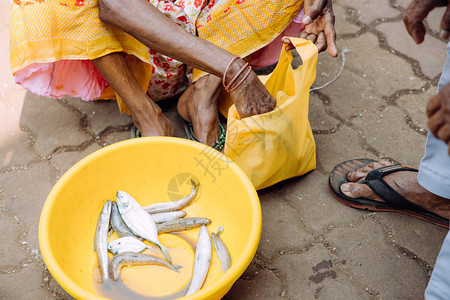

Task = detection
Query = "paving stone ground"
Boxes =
[1,0,449,299]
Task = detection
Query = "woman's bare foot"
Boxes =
[177,74,221,147]
[132,96,173,137]
[341,160,450,219]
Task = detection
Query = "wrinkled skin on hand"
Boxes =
[230,71,276,118]
[299,0,337,57]
[427,83,450,154]
[402,0,450,44]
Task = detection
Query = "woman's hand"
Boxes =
[230,71,276,118]
[300,0,337,57]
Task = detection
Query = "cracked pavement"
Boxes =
[1,0,449,299]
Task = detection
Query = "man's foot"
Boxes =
[341,160,450,219]
[177,74,221,147]
[132,96,173,137]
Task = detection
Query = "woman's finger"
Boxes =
[315,31,327,52]
[303,0,328,25]
[281,36,295,51]
[324,14,337,57]
[300,31,308,39]
[306,33,318,43]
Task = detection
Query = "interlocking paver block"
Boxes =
[396,86,438,132]
[427,7,447,34]
[223,269,282,300]
[274,244,368,299]
[0,212,27,266]
[327,218,429,299]
[314,126,378,174]
[19,93,90,156]
[274,170,365,232]
[351,105,426,166]
[377,21,447,79]
[51,144,103,176]
[0,262,49,299]
[377,213,447,265]
[334,3,361,36]
[0,78,36,168]
[336,0,399,24]
[62,97,133,135]
[323,33,427,107]
[395,0,410,8]
[0,163,54,251]
[309,93,341,132]
[258,191,314,258]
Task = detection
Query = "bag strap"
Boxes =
[281,37,318,90]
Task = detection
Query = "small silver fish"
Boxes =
[110,201,135,237]
[211,226,231,273]
[144,181,198,214]
[151,211,187,224]
[156,217,211,234]
[94,200,112,283]
[185,225,212,296]
[108,252,182,282]
[108,236,152,255]
[116,191,172,264]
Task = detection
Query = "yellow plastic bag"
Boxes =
[223,38,318,190]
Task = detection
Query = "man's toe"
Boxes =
[341,182,376,200]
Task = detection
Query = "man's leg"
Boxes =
[425,231,450,300]
[334,42,450,298]
[417,42,450,198]
[91,52,173,137]
[337,44,450,216]
[420,43,450,300]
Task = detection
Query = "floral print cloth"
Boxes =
[10,0,303,112]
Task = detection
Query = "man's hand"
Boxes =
[299,0,337,57]
[427,83,450,154]
[402,0,450,44]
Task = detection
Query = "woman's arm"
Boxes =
[98,0,243,84]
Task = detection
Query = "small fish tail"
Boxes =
[158,244,172,264]
[217,225,224,236]
[172,264,183,272]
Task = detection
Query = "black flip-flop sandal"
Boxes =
[183,120,226,151]
[329,158,449,229]
[131,125,142,139]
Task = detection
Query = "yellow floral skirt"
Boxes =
[10,0,304,113]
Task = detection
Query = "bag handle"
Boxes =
[281,37,318,90]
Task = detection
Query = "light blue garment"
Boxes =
[425,232,450,300]
[422,42,450,300]
[418,43,450,198]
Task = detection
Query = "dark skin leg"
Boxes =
[340,161,450,219]
[177,74,222,146]
[91,52,173,137]
[98,0,276,120]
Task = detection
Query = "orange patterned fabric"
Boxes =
[10,0,303,113]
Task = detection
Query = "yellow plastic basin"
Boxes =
[39,137,261,299]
